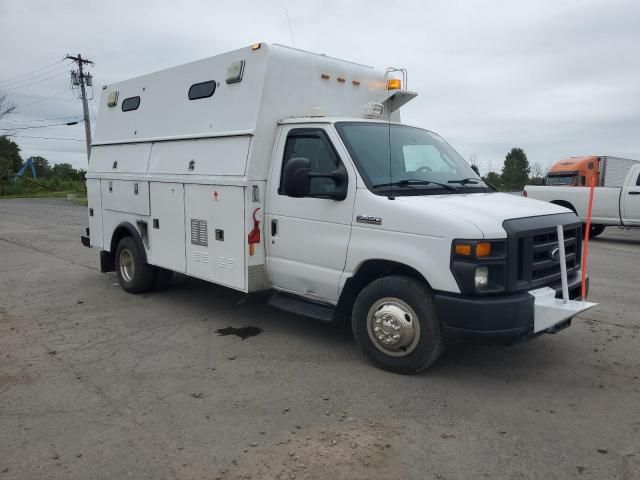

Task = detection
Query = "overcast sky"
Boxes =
[1,0,639,173]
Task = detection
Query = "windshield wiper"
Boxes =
[372,179,457,191]
[447,177,481,185]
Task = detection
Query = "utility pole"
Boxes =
[66,54,94,161]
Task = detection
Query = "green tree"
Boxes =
[0,135,22,179]
[30,156,52,178]
[500,147,530,191]
[483,171,502,190]
[51,162,80,179]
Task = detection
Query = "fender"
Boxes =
[109,221,149,263]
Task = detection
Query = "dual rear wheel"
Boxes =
[115,237,172,293]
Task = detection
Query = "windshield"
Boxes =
[546,174,576,186]
[335,122,488,195]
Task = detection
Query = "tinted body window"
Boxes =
[188,81,216,100]
[281,129,342,196]
[121,96,140,112]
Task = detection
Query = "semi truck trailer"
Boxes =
[81,43,595,373]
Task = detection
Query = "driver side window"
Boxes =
[280,129,342,196]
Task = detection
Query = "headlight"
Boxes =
[451,239,507,294]
[475,266,489,288]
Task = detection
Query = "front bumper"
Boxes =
[434,273,593,337]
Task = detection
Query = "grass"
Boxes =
[0,178,87,202]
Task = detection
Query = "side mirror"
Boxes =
[282,157,312,197]
[281,157,348,200]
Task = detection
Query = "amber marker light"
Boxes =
[475,242,492,257]
[455,244,472,256]
[387,78,402,90]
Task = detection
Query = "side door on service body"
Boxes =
[266,125,356,303]
[621,164,640,225]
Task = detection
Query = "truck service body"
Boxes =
[526,157,640,237]
[83,44,595,373]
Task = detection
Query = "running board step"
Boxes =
[268,293,335,322]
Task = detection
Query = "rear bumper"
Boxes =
[434,273,588,337]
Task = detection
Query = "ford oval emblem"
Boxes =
[551,247,561,261]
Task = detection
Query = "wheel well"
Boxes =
[334,260,430,322]
[109,223,148,263]
[110,225,134,254]
[551,200,577,215]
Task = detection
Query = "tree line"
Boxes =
[0,136,87,197]
[0,136,85,182]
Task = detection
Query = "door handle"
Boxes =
[271,219,278,236]
[628,191,640,195]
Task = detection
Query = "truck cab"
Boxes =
[82,43,596,373]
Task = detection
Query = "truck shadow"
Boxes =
[151,275,570,378]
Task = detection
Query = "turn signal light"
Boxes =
[476,242,492,257]
[455,244,472,256]
[387,78,402,90]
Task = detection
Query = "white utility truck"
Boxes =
[525,159,640,237]
[82,43,595,373]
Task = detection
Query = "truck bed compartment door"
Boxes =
[147,183,186,273]
[184,184,245,290]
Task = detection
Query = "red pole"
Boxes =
[581,176,596,299]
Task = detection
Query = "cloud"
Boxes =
[1,0,638,173]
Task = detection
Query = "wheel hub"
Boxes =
[367,299,421,357]
[119,248,135,282]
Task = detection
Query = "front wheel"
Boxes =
[352,275,444,374]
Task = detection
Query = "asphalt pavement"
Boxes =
[1,198,639,479]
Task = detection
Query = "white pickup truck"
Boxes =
[525,163,640,236]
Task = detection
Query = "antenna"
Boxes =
[284,7,295,47]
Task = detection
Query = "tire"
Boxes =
[351,275,444,374]
[153,267,174,290]
[115,236,155,293]
[586,224,605,238]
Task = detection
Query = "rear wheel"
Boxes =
[352,275,444,374]
[115,236,154,293]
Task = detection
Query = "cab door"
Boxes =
[621,164,640,225]
[266,125,356,303]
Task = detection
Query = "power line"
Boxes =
[0,59,65,85]
[0,115,82,124]
[6,134,85,142]
[17,88,72,108]
[0,120,83,131]
[3,70,68,91]
[0,63,69,89]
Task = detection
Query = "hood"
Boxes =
[393,192,572,238]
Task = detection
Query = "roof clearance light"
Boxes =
[107,91,119,107]
[226,60,245,84]
[363,102,384,119]
[387,78,402,90]
[251,43,261,50]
